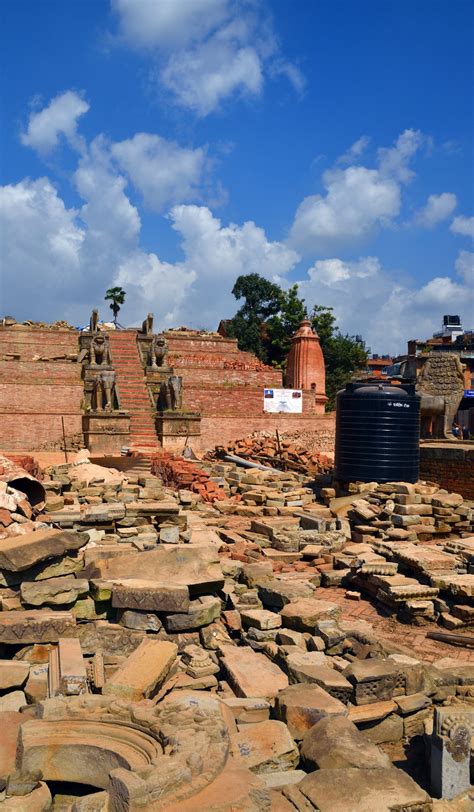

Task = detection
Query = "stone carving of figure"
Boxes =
[89,308,99,333]
[90,334,112,366]
[416,353,465,439]
[141,312,154,335]
[168,375,183,410]
[83,377,98,412]
[157,375,183,411]
[99,369,117,412]
[149,335,168,368]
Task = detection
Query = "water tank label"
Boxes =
[387,401,410,408]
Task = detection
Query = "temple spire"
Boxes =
[285,319,326,402]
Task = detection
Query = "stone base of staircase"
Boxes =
[155,410,201,451]
[82,412,131,454]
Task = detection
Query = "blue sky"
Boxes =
[1,0,473,353]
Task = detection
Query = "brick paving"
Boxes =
[322,586,474,663]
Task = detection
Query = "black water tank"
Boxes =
[334,382,420,483]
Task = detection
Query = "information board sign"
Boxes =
[263,388,303,413]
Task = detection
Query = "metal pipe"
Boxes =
[222,454,282,474]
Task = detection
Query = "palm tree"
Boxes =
[105,286,126,326]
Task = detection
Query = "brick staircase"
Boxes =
[108,331,159,449]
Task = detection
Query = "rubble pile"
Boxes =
[211,431,334,474]
[151,452,231,502]
[0,450,472,809]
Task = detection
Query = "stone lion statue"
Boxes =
[149,335,168,368]
[416,353,465,439]
[90,334,112,366]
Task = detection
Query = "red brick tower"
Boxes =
[285,319,327,412]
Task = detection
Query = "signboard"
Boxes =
[263,388,302,413]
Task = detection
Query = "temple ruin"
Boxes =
[0,314,472,811]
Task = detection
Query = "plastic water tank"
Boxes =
[334,381,420,483]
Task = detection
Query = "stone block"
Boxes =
[276,683,348,740]
[258,579,313,610]
[48,637,88,697]
[221,697,270,725]
[298,767,431,811]
[301,716,391,771]
[21,576,89,607]
[280,598,341,633]
[164,595,221,631]
[241,609,282,630]
[111,580,190,613]
[0,610,76,644]
[0,529,89,572]
[219,645,288,700]
[117,609,162,632]
[103,639,178,700]
[0,660,29,691]
[231,720,299,774]
[359,713,404,744]
[344,659,398,705]
[84,544,224,597]
[0,691,27,712]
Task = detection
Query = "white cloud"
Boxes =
[111,0,302,115]
[298,250,473,354]
[377,128,423,182]
[115,204,300,327]
[112,0,230,49]
[290,166,400,252]
[290,129,423,253]
[450,215,474,238]
[0,177,84,313]
[160,24,263,116]
[455,250,474,286]
[415,192,457,228]
[308,256,380,286]
[21,91,89,154]
[111,133,208,212]
[337,135,371,165]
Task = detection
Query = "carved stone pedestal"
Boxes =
[82,412,131,454]
[431,705,474,800]
[155,411,201,450]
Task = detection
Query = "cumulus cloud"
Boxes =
[450,215,474,238]
[111,133,208,212]
[20,91,89,154]
[298,249,474,354]
[116,204,300,326]
[112,0,230,49]
[160,32,263,116]
[290,166,400,252]
[111,0,302,115]
[289,129,423,254]
[0,177,84,314]
[415,192,457,228]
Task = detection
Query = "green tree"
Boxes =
[310,305,368,410]
[105,286,126,326]
[226,274,285,363]
[266,284,307,368]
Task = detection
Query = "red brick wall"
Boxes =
[0,327,333,452]
[0,328,83,451]
[419,444,474,499]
